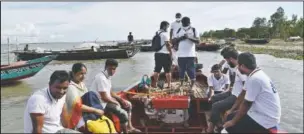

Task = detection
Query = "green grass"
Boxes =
[236,45,303,60]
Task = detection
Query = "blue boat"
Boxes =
[1,55,57,84]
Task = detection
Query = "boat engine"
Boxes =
[143,95,190,125]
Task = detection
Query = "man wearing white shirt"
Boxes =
[207,64,230,100]
[173,16,200,90]
[24,70,80,133]
[170,13,182,67]
[223,52,281,133]
[170,13,182,41]
[152,21,173,88]
[90,59,140,133]
[207,49,246,133]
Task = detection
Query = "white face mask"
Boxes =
[176,18,181,22]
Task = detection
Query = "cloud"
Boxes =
[1,2,303,43]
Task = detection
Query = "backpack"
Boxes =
[151,31,165,52]
[86,115,117,134]
[173,27,196,51]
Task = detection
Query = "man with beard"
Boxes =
[151,21,173,88]
[219,47,236,86]
[174,16,200,90]
[24,70,80,133]
[206,49,247,133]
[223,52,281,133]
[90,59,141,133]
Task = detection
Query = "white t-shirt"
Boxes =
[207,74,230,92]
[170,21,182,39]
[90,71,112,108]
[24,88,66,133]
[155,30,170,54]
[223,62,236,75]
[231,68,247,97]
[176,26,199,57]
[244,69,281,129]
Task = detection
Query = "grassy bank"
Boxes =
[235,43,303,60]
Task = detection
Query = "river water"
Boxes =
[1,43,303,133]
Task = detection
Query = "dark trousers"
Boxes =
[105,99,132,124]
[209,91,236,125]
[178,57,196,80]
[225,111,269,133]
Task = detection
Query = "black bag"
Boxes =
[173,27,196,51]
[151,31,165,52]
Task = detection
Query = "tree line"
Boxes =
[200,7,304,40]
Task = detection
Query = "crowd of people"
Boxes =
[23,12,281,134]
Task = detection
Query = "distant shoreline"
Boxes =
[233,39,303,60]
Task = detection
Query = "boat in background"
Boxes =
[244,38,270,44]
[12,43,140,61]
[1,55,57,84]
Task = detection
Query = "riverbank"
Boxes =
[234,39,303,60]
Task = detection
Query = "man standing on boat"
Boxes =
[173,16,200,90]
[24,70,80,133]
[170,13,182,67]
[223,52,281,133]
[151,21,173,88]
[90,59,141,133]
[206,49,247,133]
[128,32,134,44]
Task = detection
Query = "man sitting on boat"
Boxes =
[24,70,80,133]
[24,44,29,51]
[173,16,200,90]
[223,52,281,133]
[206,49,247,133]
[90,59,141,133]
[151,21,173,89]
[207,64,230,101]
[219,47,236,86]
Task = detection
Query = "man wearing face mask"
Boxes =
[170,13,182,41]
[90,59,141,133]
[173,16,200,91]
[206,49,247,133]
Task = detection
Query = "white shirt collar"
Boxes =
[102,70,111,79]
[47,88,58,103]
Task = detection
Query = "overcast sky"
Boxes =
[1,2,303,43]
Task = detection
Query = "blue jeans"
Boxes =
[178,57,196,80]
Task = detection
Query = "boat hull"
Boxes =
[13,48,140,61]
[1,55,56,84]
[196,44,222,51]
[244,39,270,44]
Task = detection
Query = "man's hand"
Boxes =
[184,34,189,39]
[208,97,212,102]
[94,109,105,116]
[223,120,235,128]
[121,99,131,108]
[224,109,233,121]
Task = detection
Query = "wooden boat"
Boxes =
[13,47,140,61]
[196,43,222,51]
[1,55,57,84]
[244,38,270,44]
[105,66,213,133]
[103,67,285,133]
